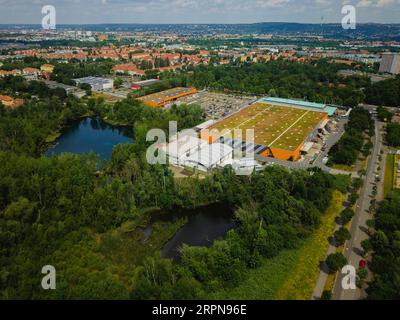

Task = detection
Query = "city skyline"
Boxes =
[1,0,400,25]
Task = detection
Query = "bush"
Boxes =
[321,290,332,300]
[349,193,359,206]
[356,268,368,288]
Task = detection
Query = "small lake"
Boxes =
[155,204,236,261]
[46,117,132,160]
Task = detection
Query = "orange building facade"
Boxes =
[200,111,328,162]
[139,87,197,108]
[200,130,305,161]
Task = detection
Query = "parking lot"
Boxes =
[178,90,257,120]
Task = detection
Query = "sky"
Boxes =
[0,0,400,24]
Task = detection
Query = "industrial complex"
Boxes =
[73,76,114,91]
[157,95,338,174]
[200,98,336,162]
[137,87,197,107]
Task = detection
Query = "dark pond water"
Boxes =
[46,117,132,160]
[155,204,236,261]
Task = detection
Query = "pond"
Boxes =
[46,117,132,161]
[153,204,236,261]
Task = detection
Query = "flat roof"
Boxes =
[137,87,195,105]
[206,102,326,152]
[195,120,215,131]
[184,143,233,169]
[259,97,337,116]
[167,135,207,158]
[133,79,160,86]
[73,76,113,85]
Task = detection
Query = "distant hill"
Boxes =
[1,22,400,40]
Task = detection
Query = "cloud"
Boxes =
[356,0,400,7]
[0,0,399,24]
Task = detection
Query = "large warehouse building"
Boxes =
[73,77,114,91]
[137,87,197,107]
[201,98,336,161]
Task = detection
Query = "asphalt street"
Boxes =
[332,120,383,300]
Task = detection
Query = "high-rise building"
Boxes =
[379,53,400,74]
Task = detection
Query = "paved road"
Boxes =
[332,120,383,300]
[312,196,349,300]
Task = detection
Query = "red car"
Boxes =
[359,260,367,269]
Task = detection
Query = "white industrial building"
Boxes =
[183,143,233,172]
[73,77,114,91]
[161,130,262,173]
[194,120,215,132]
[164,135,208,166]
[225,157,263,175]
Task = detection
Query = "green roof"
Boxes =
[259,97,337,116]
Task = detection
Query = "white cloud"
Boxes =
[0,0,399,24]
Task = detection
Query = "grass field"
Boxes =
[207,102,326,152]
[384,154,395,197]
[210,191,345,300]
[92,92,122,104]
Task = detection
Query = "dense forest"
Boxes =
[328,107,374,166]
[365,76,400,107]
[386,123,400,147]
[0,75,349,299]
[367,191,400,299]
[168,60,370,107]
[4,56,399,111]
[0,76,88,156]
[51,59,116,85]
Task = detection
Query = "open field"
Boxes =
[384,154,395,197]
[206,103,326,152]
[92,92,122,104]
[210,191,345,300]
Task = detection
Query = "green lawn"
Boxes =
[384,154,395,197]
[210,191,345,300]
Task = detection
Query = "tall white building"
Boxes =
[379,53,400,75]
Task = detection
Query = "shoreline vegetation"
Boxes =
[43,113,133,155]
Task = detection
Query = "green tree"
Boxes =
[326,253,348,273]
[334,227,351,246]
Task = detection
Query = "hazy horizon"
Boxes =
[1,0,400,25]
